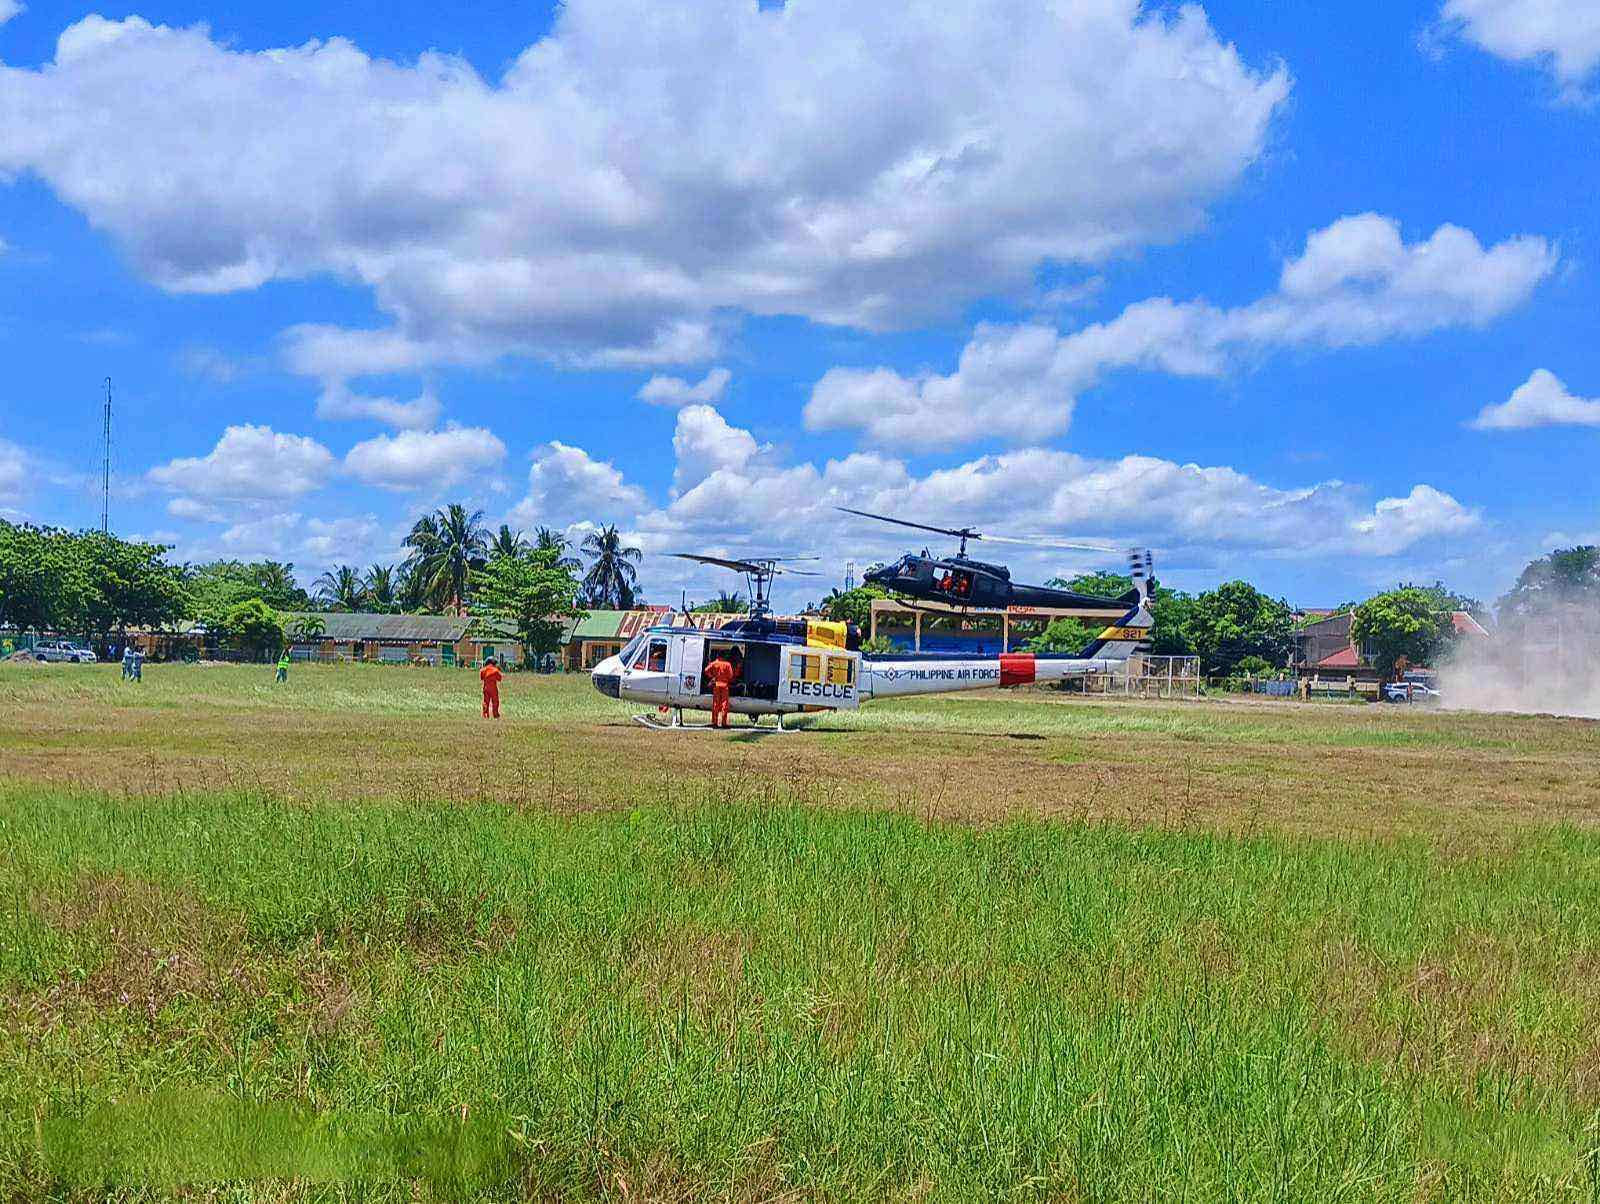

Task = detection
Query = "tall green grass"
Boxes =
[6,784,1600,1199]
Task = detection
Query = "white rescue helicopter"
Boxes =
[590,552,1155,730]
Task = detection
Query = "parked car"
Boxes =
[33,640,98,664]
[1384,679,1441,703]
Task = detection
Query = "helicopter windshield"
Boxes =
[618,634,646,667]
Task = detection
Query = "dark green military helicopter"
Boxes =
[837,507,1150,611]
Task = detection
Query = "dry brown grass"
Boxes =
[3,665,1597,845]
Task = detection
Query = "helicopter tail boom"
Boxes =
[861,592,1153,700]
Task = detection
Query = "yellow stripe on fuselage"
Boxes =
[1096,626,1147,642]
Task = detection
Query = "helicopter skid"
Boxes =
[631,708,796,732]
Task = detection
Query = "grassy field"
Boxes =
[4,662,1600,1199]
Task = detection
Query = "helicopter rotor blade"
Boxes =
[673,553,824,577]
[834,507,975,541]
[672,553,769,575]
[838,506,1117,554]
[978,533,1119,554]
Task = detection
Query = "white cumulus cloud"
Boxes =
[0,3,1288,381]
[148,424,336,500]
[808,214,1557,449]
[616,409,1484,579]
[1439,0,1600,94]
[0,2,24,28]
[1471,368,1600,430]
[637,367,732,408]
[316,382,442,430]
[165,496,227,523]
[211,511,385,567]
[672,404,768,493]
[506,441,648,533]
[343,425,505,491]
[1347,484,1481,555]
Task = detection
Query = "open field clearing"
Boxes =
[6,664,1600,1199]
[3,663,1599,840]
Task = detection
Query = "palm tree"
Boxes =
[397,517,438,612]
[403,503,489,614]
[491,524,528,560]
[579,524,642,609]
[314,565,365,611]
[363,564,399,613]
[534,526,583,572]
[287,613,326,644]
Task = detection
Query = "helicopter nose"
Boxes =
[590,654,624,699]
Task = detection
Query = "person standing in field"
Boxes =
[480,655,504,719]
[275,648,291,684]
[122,643,136,681]
[704,650,735,729]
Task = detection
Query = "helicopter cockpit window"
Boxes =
[646,639,669,672]
[619,635,646,667]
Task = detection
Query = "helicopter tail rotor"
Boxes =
[1128,549,1155,602]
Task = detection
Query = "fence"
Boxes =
[1046,656,1202,699]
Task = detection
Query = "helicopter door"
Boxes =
[778,646,860,711]
[667,633,705,703]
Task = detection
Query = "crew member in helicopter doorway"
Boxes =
[704,651,736,729]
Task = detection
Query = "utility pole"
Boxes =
[100,377,112,535]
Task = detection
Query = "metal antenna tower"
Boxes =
[100,377,112,534]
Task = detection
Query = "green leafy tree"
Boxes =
[186,560,308,619]
[1234,654,1275,678]
[1498,547,1600,626]
[1025,616,1097,654]
[248,561,309,610]
[579,525,641,609]
[0,522,80,633]
[1186,581,1293,675]
[1350,588,1454,681]
[1048,571,1136,598]
[470,548,584,668]
[1051,570,1194,656]
[188,563,261,633]
[219,598,285,660]
[859,635,899,655]
[1406,580,1486,622]
[821,584,889,628]
[403,504,489,613]
[314,565,365,611]
[63,531,188,643]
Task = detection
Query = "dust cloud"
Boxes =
[1439,604,1600,719]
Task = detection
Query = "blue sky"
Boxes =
[2,0,1597,609]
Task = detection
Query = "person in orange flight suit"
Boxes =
[479,655,504,719]
[704,650,736,729]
